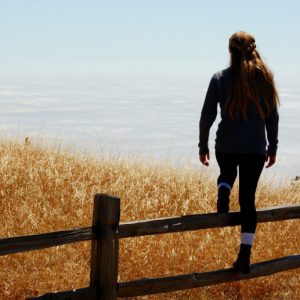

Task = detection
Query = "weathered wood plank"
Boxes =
[117,254,300,297]
[0,227,95,256]
[118,204,300,238]
[27,286,97,299]
[90,194,120,300]
[0,205,299,256]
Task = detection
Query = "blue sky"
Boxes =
[1,0,299,81]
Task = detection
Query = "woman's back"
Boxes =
[199,67,279,155]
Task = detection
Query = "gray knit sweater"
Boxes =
[198,67,279,156]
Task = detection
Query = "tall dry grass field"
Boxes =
[0,139,299,299]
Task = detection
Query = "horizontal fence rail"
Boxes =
[30,287,98,300]
[118,204,300,238]
[0,228,95,256]
[117,254,300,297]
[1,193,299,300]
[1,204,299,256]
[29,255,300,299]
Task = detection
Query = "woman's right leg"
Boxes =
[215,151,239,213]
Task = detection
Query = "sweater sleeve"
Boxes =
[265,105,279,156]
[198,74,219,155]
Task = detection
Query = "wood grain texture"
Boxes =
[0,205,298,256]
[90,194,120,300]
[0,227,94,256]
[117,255,300,297]
[118,204,300,238]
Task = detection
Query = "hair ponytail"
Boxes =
[225,31,280,121]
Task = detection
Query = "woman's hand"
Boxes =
[265,154,276,168]
[199,153,210,166]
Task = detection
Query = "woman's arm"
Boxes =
[265,104,279,168]
[198,74,219,160]
[265,105,279,156]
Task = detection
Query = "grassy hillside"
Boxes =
[0,139,299,299]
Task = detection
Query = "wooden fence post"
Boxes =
[90,194,120,300]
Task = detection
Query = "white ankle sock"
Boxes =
[241,232,255,245]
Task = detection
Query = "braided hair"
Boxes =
[225,31,280,121]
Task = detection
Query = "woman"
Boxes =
[198,31,279,274]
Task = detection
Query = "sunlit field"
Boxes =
[0,139,299,299]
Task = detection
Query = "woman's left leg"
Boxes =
[233,153,266,273]
[239,153,266,235]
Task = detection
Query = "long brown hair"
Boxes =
[225,31,280,121]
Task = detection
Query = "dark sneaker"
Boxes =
[232,244,251,274]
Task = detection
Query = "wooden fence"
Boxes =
[0,193,299,299]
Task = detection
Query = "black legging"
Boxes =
[215,151,266,233]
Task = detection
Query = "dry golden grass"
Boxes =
[0,139,299,299]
